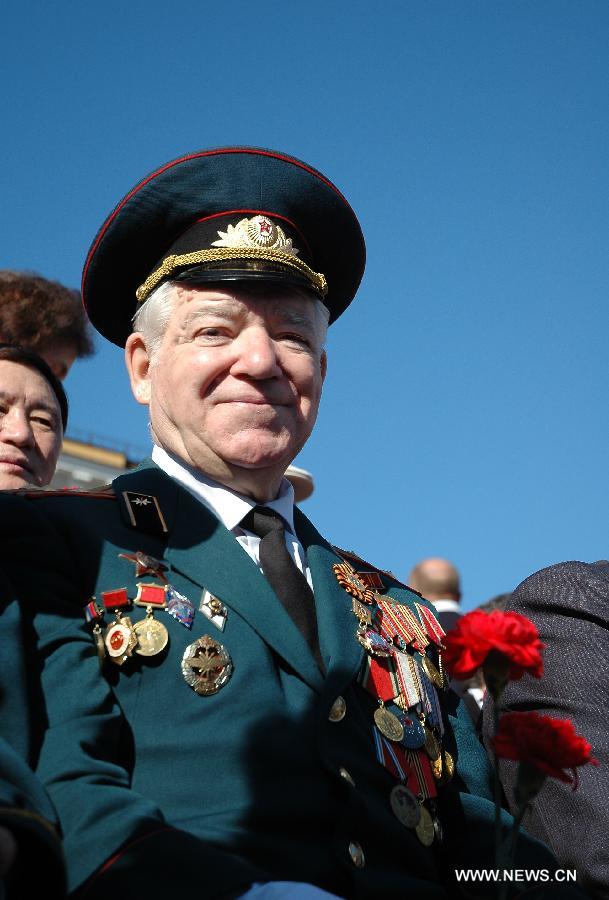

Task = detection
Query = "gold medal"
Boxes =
[182,634,232,695]
[421,655,444,689]
[133,584,170,656]
[415,804,435,846]
[352,598,372,625]
[373,705,404,743]
[441,750,455,784]
[424,727,441,761]
[390,784,421,828]
[134,615,169,656]
[431,755,443,780]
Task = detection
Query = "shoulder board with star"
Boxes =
[332,546,423,597]
[119,491,168,536]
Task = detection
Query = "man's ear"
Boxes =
[125,333,151,406]
[320,350,328,382]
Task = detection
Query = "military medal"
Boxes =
[440,750,455,784]
[430,755,443,780]
[333,561,376,604]
[415,804,435,846]
[424,727,441,761]
[182,634,232,695]
[374,703,404,743]
[166,585,196,629]
[357,627,391,657]
[376,598,429,653]
[133,615,169,656]
[101,588,137,665]
[360,654,400,702]
[418,670,444,735]
[84,599,106,665]
[133,583,169,657]
[104,617,137,663]
[421,654,444,690]
[199,590,228,631]
[393,650,423,708]
[415,602,446,647]
[352,598,372,626]
[398,712,426,750]
[390,784,421,828]
[118,550,169,582]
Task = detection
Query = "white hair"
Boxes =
[132,279,330,361]
[132,280,178,361]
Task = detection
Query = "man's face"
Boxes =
[127,286,327,495]
[0,360,63,489]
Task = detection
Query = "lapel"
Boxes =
[294,508,364,694]
[113,461,324,693]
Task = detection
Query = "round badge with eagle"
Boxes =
[182,634,232,695]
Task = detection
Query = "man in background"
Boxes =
[408,557,462,631]
[0,344,67,489]
[0,271,93,380]
[0,343,69,897]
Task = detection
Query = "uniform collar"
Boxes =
[151,444,297,535]
[431,598,461,614]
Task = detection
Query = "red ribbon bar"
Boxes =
[389,741,421,796]
[416,602,445,646]
[101,588,130,610]
[360,655,399,702]
[135,583,167,607]
[407,749,438,799]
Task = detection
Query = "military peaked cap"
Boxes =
[82,147,366,346]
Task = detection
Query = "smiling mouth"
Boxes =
[0,458,33,474]
[220,398,289,407]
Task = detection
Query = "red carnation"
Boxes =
[443,610,544,687]
[494,711,598,789]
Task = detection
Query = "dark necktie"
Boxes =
[242,506,324,671]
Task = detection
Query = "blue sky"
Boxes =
[2,1,608,609]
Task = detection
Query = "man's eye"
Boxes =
[196,327,228,339]
[279,333,311,347]
[31,416,53,430]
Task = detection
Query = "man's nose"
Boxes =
[230,329,282,379]
[1,409,34,447]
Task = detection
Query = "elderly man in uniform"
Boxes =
[0,148,584,900]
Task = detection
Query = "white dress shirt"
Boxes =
[431,598,461,616]
[151,445,313,588]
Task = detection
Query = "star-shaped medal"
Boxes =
[118,550,169,582]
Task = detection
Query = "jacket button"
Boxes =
[348,840,365,868]
[339,766,355,787]
[328,696,346,722]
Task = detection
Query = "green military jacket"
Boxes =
[0,462,575,899]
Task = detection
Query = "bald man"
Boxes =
[408,558,461,632]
